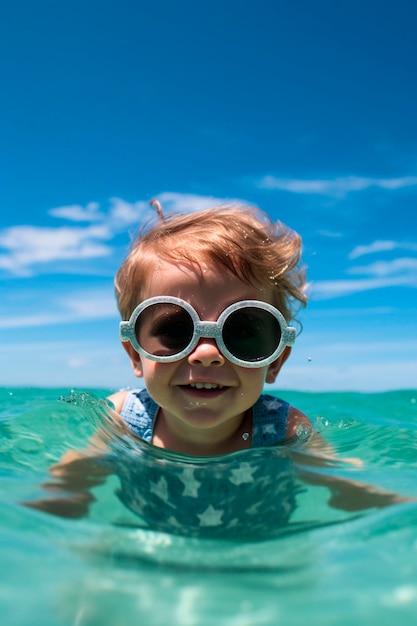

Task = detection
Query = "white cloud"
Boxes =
[311,274,417,300]
[349,240,417,259]
[0,193,236,277]
[278,360,417,392]
[156,191,240,212]
[49,201,104,222]
[0,224,113,276]
[311,234,417,299]
[0,339,132,389]
[258,175,417,197]
[107,197,150,227]
[316,229,344,239]
[63,291,119,320]
[0,290,118,329]
[0,312,69,329]
[277,335,417,391]
[50,198,152,229]
[67,356,88,368]
[104,194,239,229]
[302,338,417,357]
[348,258,417,278]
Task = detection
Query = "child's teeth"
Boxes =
[190,383,223,389]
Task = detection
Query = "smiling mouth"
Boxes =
[179,383,227,395]
[189,383,225,390]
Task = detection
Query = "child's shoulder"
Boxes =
[107,388,152,414]
[107,390,130,413]
[286,406,312,439]
[255,392,312,440]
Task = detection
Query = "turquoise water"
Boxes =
[1,387,417,625]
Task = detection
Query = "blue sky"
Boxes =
[1,0,416,391]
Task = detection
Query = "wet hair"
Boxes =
[115,202,308,322]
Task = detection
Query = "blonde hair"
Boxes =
[115,203,308,322]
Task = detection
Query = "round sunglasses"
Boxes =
[119,296,296,368]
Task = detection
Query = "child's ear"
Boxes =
[265,346,292,384]
[121,341,143,378]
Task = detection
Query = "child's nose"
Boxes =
[188,339,225,367]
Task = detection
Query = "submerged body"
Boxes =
[106,388,300,538]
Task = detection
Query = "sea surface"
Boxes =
[1,387,417,625]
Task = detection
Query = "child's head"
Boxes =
[115,202,308,452]
[115,202,307,322]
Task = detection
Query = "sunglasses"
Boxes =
[120,296,296,368]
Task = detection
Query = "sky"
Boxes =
[0,0,416,392]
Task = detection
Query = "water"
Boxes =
[1,387,417,625]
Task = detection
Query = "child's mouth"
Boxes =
[180,383,227,397]
[189,383,224,390]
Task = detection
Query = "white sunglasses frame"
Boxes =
[120,296,296,368]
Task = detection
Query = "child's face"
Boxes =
[122,260,290,449]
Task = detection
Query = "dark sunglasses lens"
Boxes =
[223,308,281,362]
[135,303,194,356]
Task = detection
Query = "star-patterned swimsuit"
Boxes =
[108,389,301,539]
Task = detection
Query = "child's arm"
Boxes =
[24,450,112,518]
[295,464,410,511]
[286,407,354,461]
[286,406,411,511]
[23,406,128,519]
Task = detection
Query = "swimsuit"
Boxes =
[109,389,301,539]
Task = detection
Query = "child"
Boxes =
[108,200,311,456]
[25,202,408,536]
